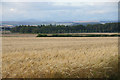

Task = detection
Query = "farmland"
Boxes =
[2,36,118,78]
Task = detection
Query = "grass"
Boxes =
[2,37,118,78]
[36,33,119,37]
[1,33,118,37]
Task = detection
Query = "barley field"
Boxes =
[2,37,118,78]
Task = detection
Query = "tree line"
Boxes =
[10,23,119,33]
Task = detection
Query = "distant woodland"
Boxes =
[5,23,119,33]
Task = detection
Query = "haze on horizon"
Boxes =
[1,2,118,22]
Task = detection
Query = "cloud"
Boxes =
[89,10,107,14]
[0,3,2,21]
[1,2,118,21]
[52,2,100,7]
[1,0,119,2]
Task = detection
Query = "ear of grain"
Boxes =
[2,37,118,78]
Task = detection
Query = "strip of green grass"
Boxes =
[37,34,120,37]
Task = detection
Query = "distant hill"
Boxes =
[1,20,118,27]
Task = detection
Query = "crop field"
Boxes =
[2,37,118,78]
[1,33,118,37]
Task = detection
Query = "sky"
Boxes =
[1,0,119,22]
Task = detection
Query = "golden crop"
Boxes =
[2,37,118,78]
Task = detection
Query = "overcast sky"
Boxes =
[1,0,119,22]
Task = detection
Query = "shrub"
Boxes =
[36,34,47,37]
